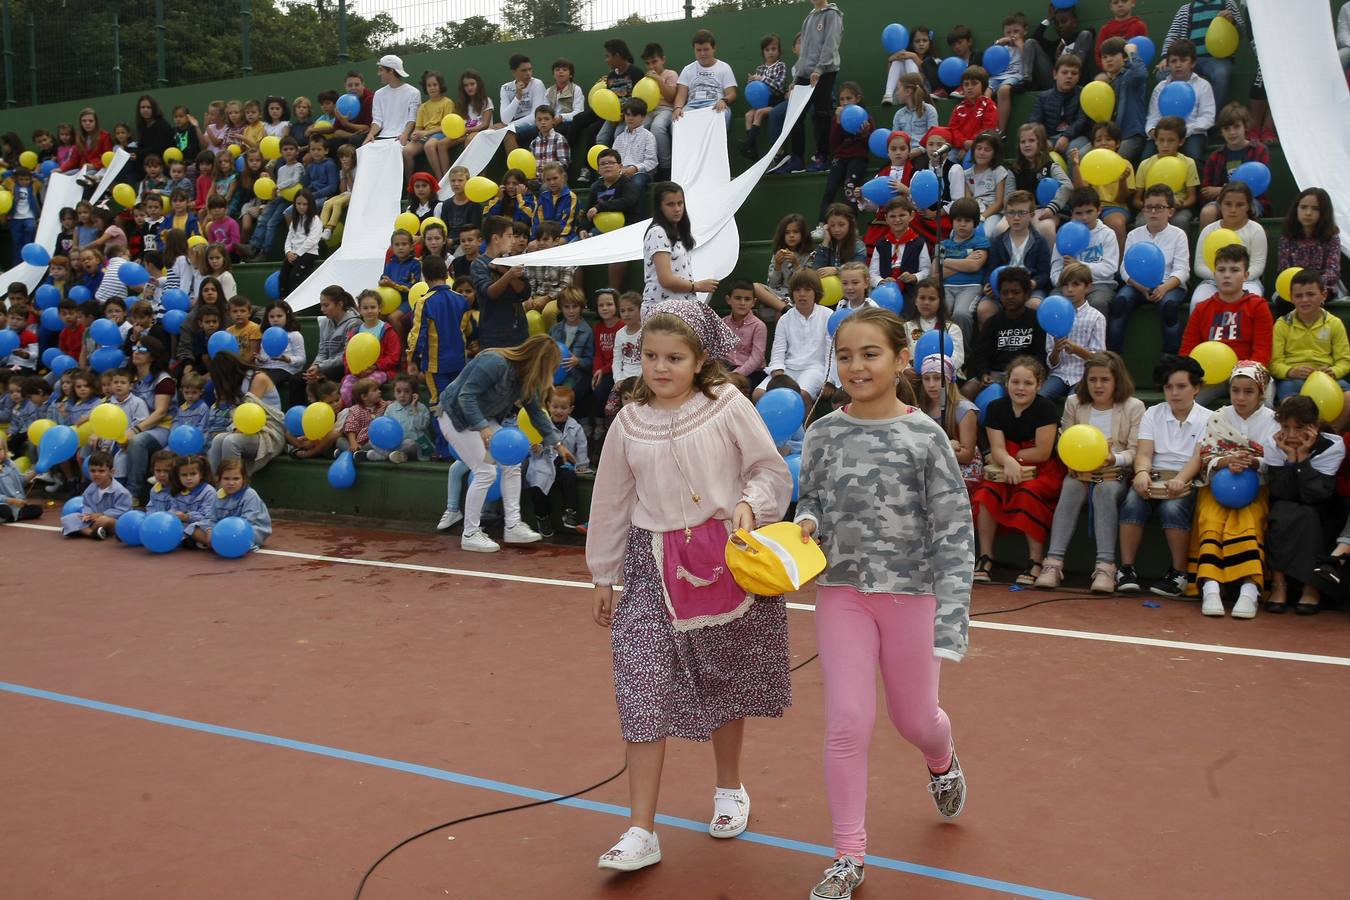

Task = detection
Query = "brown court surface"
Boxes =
[3,519,1350,899]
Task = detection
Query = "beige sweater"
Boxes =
[1059,395,1146,470]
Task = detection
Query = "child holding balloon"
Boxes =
[815,81,872,223]
[61,451,132,539]
[341,290,403,407]
[341,378,388,459]
[1112,184,1191,353]
[1144,39,1215,167]
[169,453,215,533]
[1190,182,1267,308]
[0,439,41,522]
[256,301,307,408]
[190,459,272,551]
[1197,104,1270,227]
[1180,244,1273,403]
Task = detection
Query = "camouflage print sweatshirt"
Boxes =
[794,407,975,661]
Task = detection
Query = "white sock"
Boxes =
[714,784,748,820]
[1239,582,1260,602]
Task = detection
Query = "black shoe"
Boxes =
[353,450,368,462]
[1295,600,1321,616]
[562,508,584,532]
[1149,568,1187,598]
[93,526,108,541]
[1115,565,1141,593]
[536,516,555,538]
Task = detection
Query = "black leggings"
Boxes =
[280,253,319,298]
[819,157,869,221]
[529,459,580,516]
[789,71,837,162]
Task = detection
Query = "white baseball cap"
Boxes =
[378,54,409,78]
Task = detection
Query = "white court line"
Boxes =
[9,522,1350,667]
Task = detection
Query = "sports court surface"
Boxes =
[4,518,1348,899]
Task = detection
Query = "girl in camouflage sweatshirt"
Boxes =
[795,308,974,900]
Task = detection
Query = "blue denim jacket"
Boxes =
[439,351,559,447]
[1111,53,1149,141]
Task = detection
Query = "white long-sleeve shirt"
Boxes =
[1145,72,1216,139]
[611,125,658,175]
[867,238,932,287]
[767,304,831,375]
[371,83,422,138]
[1193,219,1268,283]
[499,77,548,125]
[284,214,323,256]
[1050,220,1120,285]
[1120,223,1191,289]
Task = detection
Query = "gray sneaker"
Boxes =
[927,748,967,819]
[810,856,865,899]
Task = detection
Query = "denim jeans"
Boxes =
[9,218,37,256]
[1276,377,1350,400]
[251,200,290,255]
[1120,488,1196,530]
[1047,477,1127,563]
[1109,284,1187,354]
[125,428,169,502]
[1194,57,1233,112]
[1040,375,1073,402]
[644,107,673,170]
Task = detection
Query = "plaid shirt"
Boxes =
[1046,302,1106,387]
[525,264,577,299]
[531,129,570,170]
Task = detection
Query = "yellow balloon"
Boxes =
[465,176,498,204]
[162,147,183,163]
[506,147,538,179]
[594,211,625,233]
[517,407,543,444]
[311,119,334,134]
[280,183,302,202]
[28,418,57,447]
[302,401,336,441]
[112,183,136,208]
[1058,424,1110,472]
[632,76,662,110]
[101,151,114,168]
[253,176,276,201]
[13,456,31,474]
[187,234,208,249]
[820,275,843,307]
[160,195,171,213]
[1079,148,1125,186]
[228,143,242,158]
[18,150,38,169]
[1301,371,1345,423]
[408,281,430,309]
[1206,15,1240,59]
[259,135,281,160]
[377,286,401,316]
[1145,156,1187,193]
[1189,340,1238,386]
[592,87,622,122]
[442,113,466,139]
[233,402,266,435]
[540,300,559,332]
[1202,227,1243,271]
[90,404,128,442]
[394,211,421,235]
[1080,81,1116,123]
[76,420,96,447]
[1276,266,1303,301]
[345,331,380,374]
[421,216,446,236]
[526,309,545,336]
[587,144,608,171]
[0,190,13,215]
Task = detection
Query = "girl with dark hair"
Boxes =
[279,189,322,297]
[133,95,174,176]
[262,96,291,139]
[305,285,361,382]
[206,350,286,475]
[754,212,814,312]
[453,70,495,149]
[122,334,179,503]
[642,182,717,315]
[1279,188,1343,299]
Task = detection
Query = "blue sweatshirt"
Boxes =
[407,284,470,377]
[172,481,217,530]
[304,158,340,204]
[62,479,133,535]
[208,485,272,547]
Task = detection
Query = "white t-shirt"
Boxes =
[371,83,423,137]
[612,326,644,382]
[1138,401,1212,471]
[641,226,697,315]
[677,59,737,109]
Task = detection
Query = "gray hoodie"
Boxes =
[794,3,844,78]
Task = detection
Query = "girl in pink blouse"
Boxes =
[587,299,793,873]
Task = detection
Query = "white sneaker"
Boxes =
[320,227,332,241]
[502,522,542,544]
[709,785,750,838]
[436,509,462,531]
[1232,585,1259,619]
[598,826,661,871]
[1201,585,1225,617]
[460,530,500,553]
[388,450,407,464]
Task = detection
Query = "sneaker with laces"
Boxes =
[320,227,333,241]
[536,515,555,538]
[1115,565,1141,593]
[1090,563,1117,595]
[597,826,661,872]
[461,530,500,553]
[927,749,966,819]
[768,154,803,176]
[1150,568,1187,598]
[803,155,829,173]
[562,508,585,532]
[502,522,542,544]
[436,508,463,531]
[388,450,407,464]
[810,856,865,899]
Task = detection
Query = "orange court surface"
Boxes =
[3,517,1349,899]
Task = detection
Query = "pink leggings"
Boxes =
[816,585,953,860]
[340,371,388,407]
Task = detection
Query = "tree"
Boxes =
[615,13,647,27]
[432,16,504,50]
[502,0,587,38]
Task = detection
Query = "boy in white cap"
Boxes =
[366,54,423,178]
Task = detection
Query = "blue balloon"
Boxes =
[872,281,904,315]
[975,383,1007,424]
[488,426,530,465]
[744,80,771,109]
[235,155,246,173]
[1037,294,1077,338]
[988,265,1008,299]
[50,354,77,376]
[21,243,50,266]
[36,424,78,472]
[0,330,18,357]
[860,177,896,208]
[285,405,307,438]
[336,93,361,119]
[162,309,188,335]
[938,56,967,89]
[208,330,239,358]
[785,453,802,502]
[882,23,910,54]
[1036,176,1061,207]
[469,467,503,503]
[41,347,60,368]
[867,127,893,159]
[261,326,289,358]
[62,496,84,516]
[140,511,183,553]
[40,306,63,332]
[756,388,806,446]
[553,339,572,385]
[839,104,868,135]
[1123,242,1166,290]
[161,288,191,312]
[35,283,61,309]
[1131,36,1156,67]
[115,509,146,546]
[1052,0,1077,7]
[1158,81,1196,119]
[827,305,854,337]
[264,271,281,300]
[915,329,955,365]
[68,285,91,303]
[39,159,57,177]
[90,347,126,373]
[1211,467,1260,510]
[328,451,357,489]
[210,516,254,558]
[910,170,940,209]
[89,317,122,348]
[117,261,149,287]
[1229,161,1271,197]
[982,44,1011,77]
[168,424,205,455]
[1056,220,1091,258]
[368,416,405,452]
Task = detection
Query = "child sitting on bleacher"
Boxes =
[816,82,873,224]
[174,372,211,433]
[1135,116,1199,230]
[963,267,1047,400]
[1028,53,1090,158]
[343,378,388,460]
[891,74,938,147]
[884,27,940,103]
[759,269,831,404]
[867,196,930,294]
[1096,37,1150,164]
[533,162,579,243]
[1191,182,1266,308]
[1198,103,1270,227]
[0,439,40,522]
[380,229,422,330]
[1072,122,1135,252]
[754,213,813,313]
[987,13,1032,136]
[1145,38,1215,167]
[1042,263,1108,402]
[289,381,343,460]
[405,172,441,224]
[342,289,403,408]
[550,287,594,407]
[907,277,965,374]
[947,66,998,156]
[809,204,866,279]
[1181,243,1273,401]
[369,375,432,464]
[62,452,132,539]
[189,458,271,551]
[739,34,787,161]
[483,168,537,227]
[941,197,991,342]
[965,131,1008,238]
[1050,188,1121,316]
[1112,185,1191,354]
[526,385,590,537]
[1270,269,1350,401]
[1280,189,1343,300]
[1009,123,1070,245]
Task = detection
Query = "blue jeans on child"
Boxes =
[1040,375,1074,402]
[1276,377,1350,400]
[251,200,291,256]
[1119,489,1197,532]
[1194,57,1233,112]
[9,217,37,254]
[1109,285,1187,354]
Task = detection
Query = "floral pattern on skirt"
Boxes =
[612,526,792,743]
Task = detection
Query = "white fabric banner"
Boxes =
[288,140,405,312]
[436,122,517,199]
[0,171,84,291]
[1249,0,1350,256]
[89,147,132,206]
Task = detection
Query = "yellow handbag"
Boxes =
[725,521,828,596]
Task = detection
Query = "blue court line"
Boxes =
[1,680,1085,899]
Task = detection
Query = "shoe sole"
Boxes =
[1230,605,1258,620]
[1149,586,1184,598]
[1201,603,1226,617]
[503,535,542,544]
[810,869,864,899]
[461,542,500,553]
[708,818,749,839]
[598,849,662,871]
[1116,583,1141,593]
